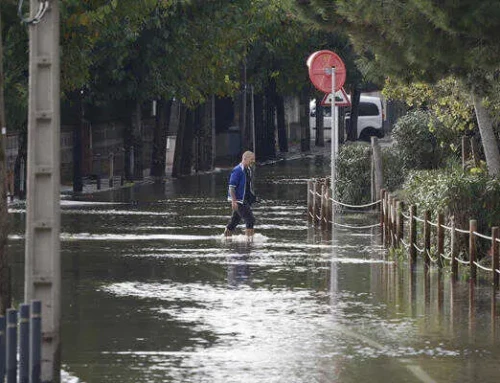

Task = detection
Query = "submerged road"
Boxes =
[8,154,500,383]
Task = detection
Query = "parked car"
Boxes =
[310,95,384,141]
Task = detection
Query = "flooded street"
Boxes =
[7,154,500,383]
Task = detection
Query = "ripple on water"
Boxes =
[100,280,461,369]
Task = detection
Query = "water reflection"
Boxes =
[379,258,500,348]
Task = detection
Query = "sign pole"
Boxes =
[307,50,346,231]
[331,67,336,223]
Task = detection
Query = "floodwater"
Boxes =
[7,154,500,383]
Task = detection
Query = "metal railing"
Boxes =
[0,301,42,383]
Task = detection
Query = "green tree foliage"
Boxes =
[2,0,28,132]
[383,77,475,136]
[293,1,500,169]
[294,0,500,85]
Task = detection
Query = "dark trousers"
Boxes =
[227,203,255,230]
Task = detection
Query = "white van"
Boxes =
[310,95,384,141]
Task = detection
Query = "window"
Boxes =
[358,102,379,116]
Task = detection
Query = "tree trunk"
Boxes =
[193,105,202,173]
[172,105,195,178]
[276,94,288,152]
[348,89,361,141]
[239,63,252,150]
[197,102,214,172]
[472,92,500,177]
[211,96,216,169]
[150,99,172,178]
[338,107,346,145]
[264,81,276,159]
[133,101,143,180]
[315,96,324,147]
[254,93,264,161]
[299,87,310,152]
[123,102,134,181]
[0,11,11,313]
[181,108,195,175]
[73,92,84,192]
[14,132,27,199]
[172,105,186,178]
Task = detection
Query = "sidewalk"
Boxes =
[60,175,156,197]
[10,138,389,202]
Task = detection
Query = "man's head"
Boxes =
[241,151,255,168]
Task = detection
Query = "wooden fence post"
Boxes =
[396,201,403,247]
[387,195,392,247]
[389,197,396,247]
[409,205,417,265]
[470,219,477,281]
[424,210,431,269]
[437,212,444,268]
[320,184,326,230]
[326,187,332,230]
[371,136,383,202]
[384,193,390,246]
[312,181,318,227]
[451,216,458,280]
[307,180,313,224]
[393,198,399,248]
[492,227,499,289]
[380,189,386,242]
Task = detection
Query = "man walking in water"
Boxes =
[224,151,257,238]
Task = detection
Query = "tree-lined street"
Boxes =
[3,1,500,382]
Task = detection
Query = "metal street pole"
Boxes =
[25,1,61,381]
[331,67,337,225]
[0,6,11,315]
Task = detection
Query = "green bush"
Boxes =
[382,147,405,192]
[335,142,407,205]
[335,142,371,204]
[392,109,457,171]
[402,162,500,258]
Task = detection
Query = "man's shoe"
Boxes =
[245,229,254,237]
[224,228,233,237]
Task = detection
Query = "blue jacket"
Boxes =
[227,163,254,203]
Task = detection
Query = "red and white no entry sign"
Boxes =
[307,50,346,93]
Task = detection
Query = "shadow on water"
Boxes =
[7,155,500,382]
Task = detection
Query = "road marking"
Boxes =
[401,361,437,383]
[339,325,437,383]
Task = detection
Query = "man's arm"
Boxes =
[229,186,238,211]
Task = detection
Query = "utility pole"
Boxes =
[0,6,12,315]
[24,1,61,381]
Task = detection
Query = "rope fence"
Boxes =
[306,178,382,231]
[306,179,500,289]
[377,188,500,288]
